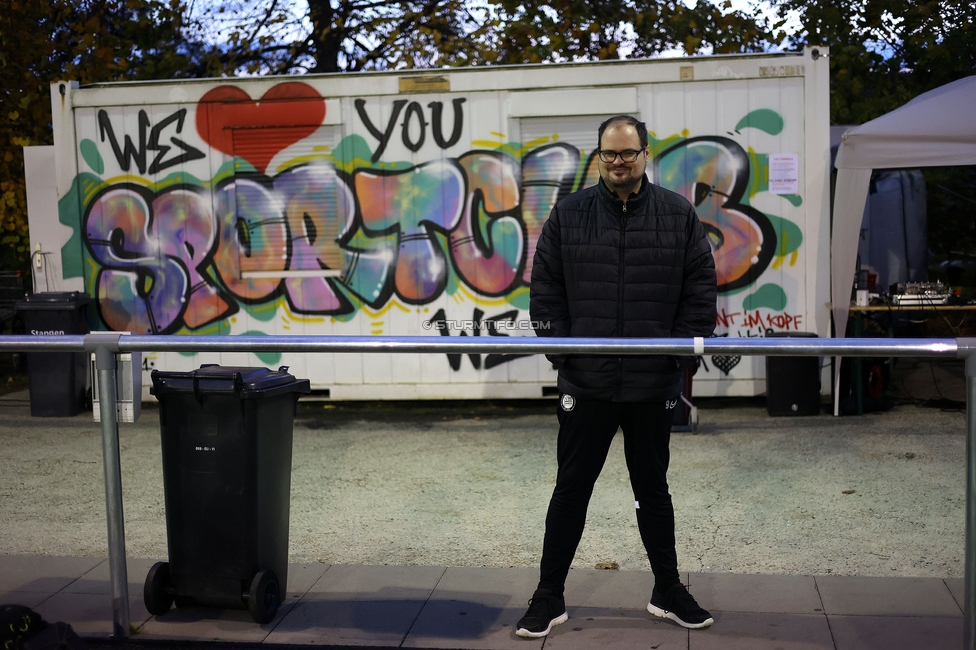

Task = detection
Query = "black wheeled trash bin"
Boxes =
[15,292,90,417]
[765,331,821,416]
[145,365,310,624]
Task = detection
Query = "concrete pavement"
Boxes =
[0,356,970,648]
[0,554,965,649]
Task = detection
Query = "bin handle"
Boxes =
[192,375,203,405]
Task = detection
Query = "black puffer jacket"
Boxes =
[530,177,717,402]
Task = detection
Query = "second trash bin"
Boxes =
[146,365,310,624]
[15,292,90,417]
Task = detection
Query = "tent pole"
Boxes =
[833,357,841,416]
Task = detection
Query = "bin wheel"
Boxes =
[248,570,280,624]
[144,561,174,616]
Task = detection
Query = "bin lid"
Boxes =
[15,292,91,310]
[151,365,311,399]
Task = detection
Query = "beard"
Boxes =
[601,167,645,195]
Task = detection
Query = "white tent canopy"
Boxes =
[831,75,976,412]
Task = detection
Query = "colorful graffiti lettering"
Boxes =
[73,83,801,354]
[79,143,584,332]
[520,144,584,284]
[452,152,523,296]
[354,161,464,304]
[85,184,231,333]
[653,136,776,293]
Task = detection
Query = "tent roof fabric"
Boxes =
[835,75,976,170]
[830,75,976,415]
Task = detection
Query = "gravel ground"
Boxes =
[0,374,967,579]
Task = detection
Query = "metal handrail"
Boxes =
[0,334,960,356]
[4,333,975,649]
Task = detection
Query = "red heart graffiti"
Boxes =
[196,83,326,174]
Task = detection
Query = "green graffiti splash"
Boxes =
[58,172,105,279]
[331,134,414,174]
[233,159,258,174]
[647,133,685,158]
[332,134,375,173]
[766,214,803,257]
[244,298,281,322]
[443,268,461,297]
[79,139,104,174]
[210,160,237,186]
[153,171,206,193]
[500,141,527,159]
[781,194,803,207]
[83,256,100,308]
[255,351,283,365]
[743,283,788,311]
[327,282,362,323]
[240,330,282,365]
[735,109,784,135]
[747,151,767,198]
[183,318,231,336]
[507,285,530,310]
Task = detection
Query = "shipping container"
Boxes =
[29,48,831,400]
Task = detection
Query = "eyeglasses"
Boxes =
[598,149,644,163]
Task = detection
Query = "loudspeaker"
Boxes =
[765,332,821,416]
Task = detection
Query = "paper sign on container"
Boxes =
[769,153,799,194]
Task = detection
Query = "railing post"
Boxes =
[85,333,130,639]
[960,338,976,650]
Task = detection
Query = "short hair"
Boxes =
[598,115,648,151]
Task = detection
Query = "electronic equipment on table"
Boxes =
[889,282,951,306]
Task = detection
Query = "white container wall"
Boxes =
[39,49,831,399]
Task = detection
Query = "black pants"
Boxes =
[538,396,680,594]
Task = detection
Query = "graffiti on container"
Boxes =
[354,98,467,161]
[96,108,205,175]
[426,307,531,371]
[73,81,804,365]
[700,320,809,376]
[715,308,804,332]
[654,137,778,292]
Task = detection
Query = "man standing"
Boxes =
[517,115,717,638]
